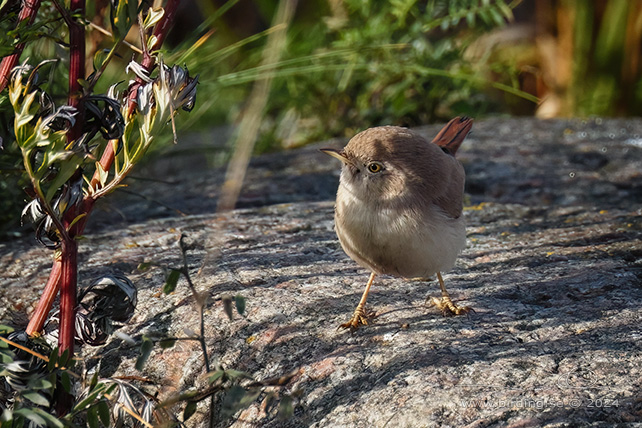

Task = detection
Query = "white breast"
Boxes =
[335,185,465,278]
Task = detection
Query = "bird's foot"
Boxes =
[338,305,376,331]
[429,296,472,316]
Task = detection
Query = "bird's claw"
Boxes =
[430,296,472,316]
[338,306,376,331]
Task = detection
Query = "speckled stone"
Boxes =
[1,118,641,427]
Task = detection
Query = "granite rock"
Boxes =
[1,118,641,427]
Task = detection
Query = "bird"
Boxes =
[321,117,473,330]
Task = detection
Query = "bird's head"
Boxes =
[321,126,441,204]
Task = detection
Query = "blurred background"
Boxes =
[1,0,641,236]
[164,0,642,146]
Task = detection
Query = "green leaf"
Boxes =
[98,400,111,425]
[0,350,14,363]
[95,160,109,189]
[113,0,137,37]
[28,377,53,390]
[43,151,83,203]
[0,324,15,335]
[224,369,253,380]
[77,78,90,90]
[147,35,159,52]
[60,370,72,394]
[87,405,99,428]
[72,383,107,412]
[31,407,65,427]
[238,387,261,408]
[489,7,505,26]
[208,370,225,384]
[235,295,246,316]
[163,269,181,294]
[143,7,165,30]
[478,8,492,25]
[183,401,197,421]
[466,10,475,27]
[13,408,47,426]
[67,213,87,231]
[277,394,294,420]
[221,385,247,418]
[496,0,514,20]
[159,339,176,349]
[93,49,110,73]
[47,348,58,371]
[137,262,152,271]
[23,390,50,407]
[135,335,154,371]
[14,91,38,130]
[59,349,70,367]
[89,371,99,390]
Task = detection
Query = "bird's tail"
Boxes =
[431,116,473,156]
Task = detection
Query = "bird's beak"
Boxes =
[320,148,354,166]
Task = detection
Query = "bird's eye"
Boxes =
[367,162,383,173]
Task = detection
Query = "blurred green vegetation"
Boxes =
[173,0,526,150]
[566,0,642,116]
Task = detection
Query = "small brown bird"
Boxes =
[321,117,473,330]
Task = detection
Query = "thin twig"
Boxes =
[88,22,143,54]
[49,0,75,28]
[178,232,216,427]
[178,234,210,373]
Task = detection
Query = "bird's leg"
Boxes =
[339,272,377,330]
[429,272,471,316]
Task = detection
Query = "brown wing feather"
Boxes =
[431,116,473,156]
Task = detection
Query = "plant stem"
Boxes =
[50,0,85,371]
[55,235,77,415]
[27,0,183,339]
[25,259,62,336]
[67,0,86,143]
[58,238,78,354]
[178,234,215,427]
[0,0,42,92]
[125,0,182,117]
[178,235,210,372]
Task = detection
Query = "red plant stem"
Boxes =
[89,142,115,190]
[27,0,183,337]
[126,0,182,116]
[25,259,62,336]
[0,0,42,92]
[53,0,85,365]
[54,236,77,416]
[58,238,77,354]
[66,0,86,143]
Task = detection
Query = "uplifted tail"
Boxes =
[431,116,473,156]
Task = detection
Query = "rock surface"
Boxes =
[1,118,642,427]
